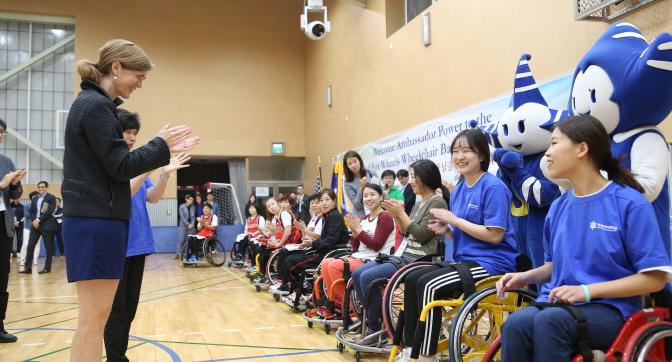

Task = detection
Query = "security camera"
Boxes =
[305,21,327,40]
[300,0,331,40]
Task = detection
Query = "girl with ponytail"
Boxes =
[496,115,670,362]
[397,129,520,361]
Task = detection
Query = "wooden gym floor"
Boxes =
[1,254,388,361]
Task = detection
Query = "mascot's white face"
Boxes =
[571,65,620,134]
[498,102,553,156]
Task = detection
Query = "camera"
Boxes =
[300,0,331,40]
[305,21,327,40]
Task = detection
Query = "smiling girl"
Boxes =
[497,115,671,362]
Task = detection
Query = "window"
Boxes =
[406,0,438,23]
[0,13,75,183]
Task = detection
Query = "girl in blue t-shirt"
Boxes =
[399,128,520,361]
[496,115,671,362]
[104,109,192,360]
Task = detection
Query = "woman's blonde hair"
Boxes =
[77,39,153,83]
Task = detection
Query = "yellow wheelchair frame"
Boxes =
[388,276,536,362]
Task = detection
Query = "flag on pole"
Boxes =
[315,157,322,193]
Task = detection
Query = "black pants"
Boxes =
[403,261,489,355]
[257,246,276,273]
[13,225,22,254]
[284,251,324,283]
[54,223,64,255]
[24,227,54,271]
[0,214,11,324]
[104,255,146,362]
[277,249,304,284]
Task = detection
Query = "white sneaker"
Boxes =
[395,347,411,362]
[282,293,296,307]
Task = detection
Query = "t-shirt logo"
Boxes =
[589,221,618,232]
[467,204,479,210]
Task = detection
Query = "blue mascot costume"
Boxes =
[480,54,563,269]
[545,22,672,256]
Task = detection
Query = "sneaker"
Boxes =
[395,347,411,362]
[254,277,269,285]
[283,293,297,307]
[269,283,283,293]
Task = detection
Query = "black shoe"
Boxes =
[38,269,50,274]
[0,330,17,343]
[18,269,31,274]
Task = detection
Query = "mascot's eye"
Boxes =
[502,124,509,136]
[572,96,576,110]
[590,89,596,104]
[518,120,526,133]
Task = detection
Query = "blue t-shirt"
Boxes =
[451,172,519,275]
[539,182,671,318]
[127,179,156,257]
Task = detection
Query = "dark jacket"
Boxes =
[312,208,349,253]
[0,155,22,238]
[402,183,416,216]
[62,78,170,220]
[30,192,58,232]
[292,194,311,224]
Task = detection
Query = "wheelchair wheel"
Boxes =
[205,239,226,266]
[345,278,363,322]
[265,249,282,286]
[628,322,672,362]
[382,261,433,338]
[448,286,537,362]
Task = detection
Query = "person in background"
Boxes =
[53,198,64,257]
[177,194,196,260]
[19,192,39,269]
[11,199,23,258]
[343,150,378,218]
[381,169,404,201]
[396,169,416,216]
[294,185,311,224]
[244,194,259,218]
[194,194,203,218]
[206,192,219,216]
[20,181,57,274]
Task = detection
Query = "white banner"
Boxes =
[351,73,573,185]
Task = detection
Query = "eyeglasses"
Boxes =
[0,129,7,134]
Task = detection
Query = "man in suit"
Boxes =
[20,181,57,274]
[397,169,416,216]
[293,185,311,224]
[176,194,196,260]
[0,118,26,343]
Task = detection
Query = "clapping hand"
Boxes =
[156,124,200,153]
[163,153,191,174]
[429,208,457,225]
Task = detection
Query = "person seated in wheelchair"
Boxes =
[314,183,396,319]
[236,204,266,266]
[397,128,520,362]
[351,159,450,343]
[254,196,301,285]
[280,188,349,309]
[269,193,324,294]
[496,115,672,362]
[186,202,218,262]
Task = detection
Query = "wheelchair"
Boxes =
[335,272,392,362]
[384,256,537,362]
[480,290,672,362]
[181,235,226,267]
[227,234,250,268]
[301,247,354,333]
